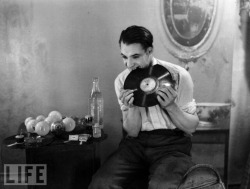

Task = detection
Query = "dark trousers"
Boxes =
[88,129,195,189]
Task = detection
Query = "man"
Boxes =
[88,25,199,189]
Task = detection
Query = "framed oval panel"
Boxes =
[159,0,224,62]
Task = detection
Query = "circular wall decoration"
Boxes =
[160,0,223,62]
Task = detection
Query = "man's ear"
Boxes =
[147,47,153,55]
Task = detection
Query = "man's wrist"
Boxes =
[121,104,136,112]
[163,102,177,112]
[121,105,129,111]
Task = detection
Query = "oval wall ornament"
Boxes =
[160,0,223,62]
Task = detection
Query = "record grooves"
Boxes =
[124,64,175,107]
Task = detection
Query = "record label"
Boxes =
[140,78,157,93]
[124,64,175,107]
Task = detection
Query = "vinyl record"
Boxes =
[124,64,175,107]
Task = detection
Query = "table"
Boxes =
[191,125,229,188]
[2,131,107,189]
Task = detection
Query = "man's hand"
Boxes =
[156,86,177,108]
[119,88,136,108]
[119,88,141,137]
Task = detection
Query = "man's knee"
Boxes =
[88,174,108,189]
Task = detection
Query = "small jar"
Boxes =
[85,115,93,125]
[92,123,101,138]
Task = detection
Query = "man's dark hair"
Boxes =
[119,25,153,51]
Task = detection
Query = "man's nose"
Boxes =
[127,58,134,68]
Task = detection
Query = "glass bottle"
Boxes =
[93,123,102,138]
[88,77,104,129]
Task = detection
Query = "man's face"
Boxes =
[120,42,153,71]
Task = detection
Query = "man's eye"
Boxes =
[132,56,139,59]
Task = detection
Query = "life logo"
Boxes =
[4,164,47,185]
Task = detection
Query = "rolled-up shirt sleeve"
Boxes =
[180,100,196,114]
[176,67,196,115]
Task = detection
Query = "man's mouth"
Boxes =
[129,66,138,71]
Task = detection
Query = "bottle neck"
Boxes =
[91,78,100,94]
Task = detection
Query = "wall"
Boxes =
[230,3,250,185]
[0,0,245,186]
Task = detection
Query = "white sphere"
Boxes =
[63,117,76,132]
[44,116,54,127]
[36,115,46,122]
[48,111,62,122]
[24,117,34,126]
[26,119,37,133]
[35,121,50,136]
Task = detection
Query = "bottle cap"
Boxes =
[93,123,100,128]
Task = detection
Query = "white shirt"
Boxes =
[114,57,196,131]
